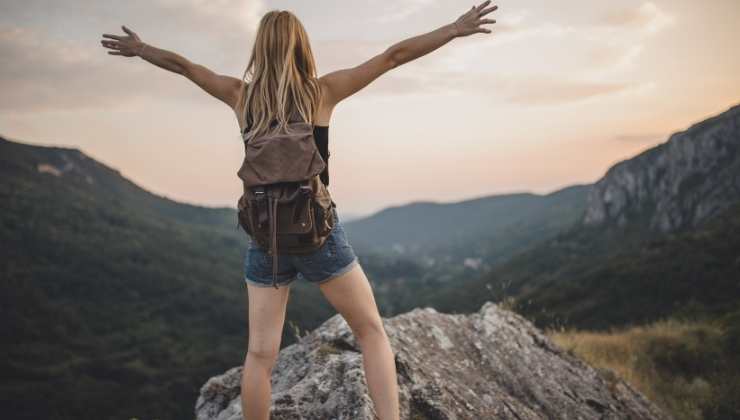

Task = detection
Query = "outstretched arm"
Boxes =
[319,1,498,108]
[100,25,242,109]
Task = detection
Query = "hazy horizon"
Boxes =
[1,0,739,217]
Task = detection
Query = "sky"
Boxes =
[1,0,739,218]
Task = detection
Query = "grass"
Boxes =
[546,318,737,420]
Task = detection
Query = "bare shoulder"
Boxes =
[314,78,334,126]
[182,60,245,111]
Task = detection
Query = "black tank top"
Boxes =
[313,125,330,187]
[242,119,330,187]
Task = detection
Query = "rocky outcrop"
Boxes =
[582,103,740,232]
[195,302,669,420]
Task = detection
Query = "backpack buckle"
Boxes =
[298,185,312,197]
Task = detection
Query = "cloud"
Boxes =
[349,66,648,106]
[0,0,265,113]
[600,2,676,34]
[435,72,646,105]
[489,9,531,36]
[312,39,389,70]
[0,1,676,114]
[0,24,196,113]
[146,0,265,50]
[372,0,437,23]
[504,78,635,105]
[586,43,645,74]
[156,0,264,28]
[0,25,123,112]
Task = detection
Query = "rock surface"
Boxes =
[195,302,669,420]
[582,103,740,232]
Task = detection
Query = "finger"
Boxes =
[100,40,121,49]
[479,5,498,16]
[477,18,496,25]
[121,25,135,36]
[102,33,123,40]
[475,0,491,13]
[100,39,117,45]
[475,27,492,34]
[108,51,124,55]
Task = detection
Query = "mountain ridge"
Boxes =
[582,102,740,232]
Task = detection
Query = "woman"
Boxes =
[100,2,497,419]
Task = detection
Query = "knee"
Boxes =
[246,347,280,367]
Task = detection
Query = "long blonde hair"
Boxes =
[238,10,322,140]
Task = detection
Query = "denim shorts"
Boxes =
[243,207,359,288]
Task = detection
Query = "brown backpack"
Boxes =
[235,110,336,288]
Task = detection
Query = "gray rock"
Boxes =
[195,302,670,420]
[583,103,740,232]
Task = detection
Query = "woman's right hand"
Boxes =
[100,25,145,57]
[452,1,498,38]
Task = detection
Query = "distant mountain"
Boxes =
[344,184,590,266]
[341,184,591,315]
[0,136,339,420]
[425,103,740,329]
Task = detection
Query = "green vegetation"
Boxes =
[0,138,339,420]
[548,312,740,420]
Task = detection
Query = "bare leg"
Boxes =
[241,283,291,420]
[318,262,400,420]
